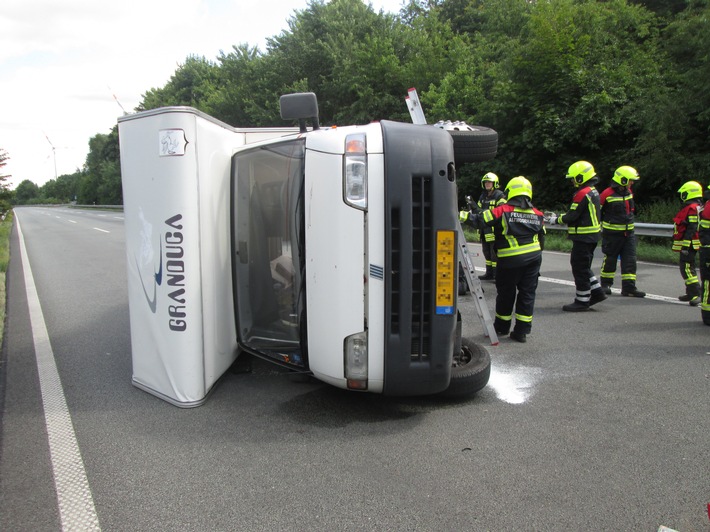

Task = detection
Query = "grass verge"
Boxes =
[463,226,677,264]
[0,211,13,341]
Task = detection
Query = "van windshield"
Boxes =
[231,139,306,367]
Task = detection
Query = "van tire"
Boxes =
[448,128,498,164]
[440,338,491,398]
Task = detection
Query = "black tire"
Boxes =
[448,128,498,164]
[439,337,491,398]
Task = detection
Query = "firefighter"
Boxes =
[699,183,710,325]
[476,172,507,281]
[673,181,703,306]
[461,176,544,342]
[598,165,646,297]
[546,160,607,311]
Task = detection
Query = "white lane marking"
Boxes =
[472,255,687,305]
[68,220,77,224]
[92,227,109,233]
[536,275,686,305]
[15,215,101,531]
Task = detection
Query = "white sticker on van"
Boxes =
[159,129,187,156]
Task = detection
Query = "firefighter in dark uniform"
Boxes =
[546,160,607,311]
[699,183,710,325]
[674,181,704,306]
[461,176,544,343]
[477,172,507,280]
[599,165,646,297]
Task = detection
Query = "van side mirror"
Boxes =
[280,93,320,133]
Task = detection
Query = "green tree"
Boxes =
[475,0,662,206]
[211,44,278,127]
[39,171,81,203]
[0,149,12,211]
[631,0,710,197]
[139,55,222,114]
[81,128,122,205]
[14,180,40,205]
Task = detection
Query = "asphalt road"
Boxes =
[1,206,708,532]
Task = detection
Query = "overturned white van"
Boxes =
[118,93,496,407]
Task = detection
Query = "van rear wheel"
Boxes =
[433,121,498,164]
[440,337,491,398]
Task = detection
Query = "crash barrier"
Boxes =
[68,204,123,211]
[66,205,674,237]
[545,222,673,238]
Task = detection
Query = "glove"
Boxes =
[544,212,558,225]
[680,248,690,257]
[459,210,470,223]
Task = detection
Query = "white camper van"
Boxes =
[118,93,496,407]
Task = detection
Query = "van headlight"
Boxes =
[343,133,367,210]
[344,331,368,390]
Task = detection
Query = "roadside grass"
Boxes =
[0,211,13,340]
[463,226,676,264]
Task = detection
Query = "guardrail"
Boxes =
[545,222,673,238]
[69,204,124,211]
[37,204,678,237]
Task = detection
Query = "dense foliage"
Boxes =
[14,0,710,214]
[0,149,12,213]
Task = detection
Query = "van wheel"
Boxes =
[433,121,498,164]
[449,128,498,164]
[440,338,491,398]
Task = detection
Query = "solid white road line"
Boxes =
[16,215,101,532]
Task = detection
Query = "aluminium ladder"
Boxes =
[406,87,498,345]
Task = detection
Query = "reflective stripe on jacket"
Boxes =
[600,186,635,233]
[673,201,701,251]
[697,201,710,248]
[481,203,544,267]
[559,185,601,242]
[478,189,506,242]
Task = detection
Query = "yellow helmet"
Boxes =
[612,166,639,187]
[505,176,533,200]
[481,172,499,188]
[678,181,703,201]
[566,160,596,186]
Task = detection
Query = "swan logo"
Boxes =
[136,208,161,313]
[136,212,187,331]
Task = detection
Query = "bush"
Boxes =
[636,199,678,224]
[0,210,12,273]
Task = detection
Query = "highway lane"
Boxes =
[1,206,708,531]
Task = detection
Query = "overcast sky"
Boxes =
[0,0,406,189]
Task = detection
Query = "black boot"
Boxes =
[679,283,700,306]
[600,282,612,295]
[493,318,510,336]
[479,266,495,281]
[621,286,646,298]
[510,330,527,343]
[562,300,590,312]
[589,289,607,306]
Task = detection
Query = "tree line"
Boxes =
[8,0,710,212]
